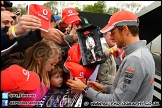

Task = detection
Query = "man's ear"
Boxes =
[123,25,129,36]
[37,57,42,65]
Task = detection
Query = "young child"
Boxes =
[48,65,63,92]
[19,39,62,107]
[35,65,65,107]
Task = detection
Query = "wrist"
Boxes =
[101,85,107,93]
[110,47,114,54]
[11,25,20,38]
[82,86,89,96]
[7,27,15,40]
[13,25,22,37]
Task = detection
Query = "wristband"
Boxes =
[82,86,89,96]
[110,48,114,54]
[11,26,19,38]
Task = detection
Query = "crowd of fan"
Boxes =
[1,1,156,107]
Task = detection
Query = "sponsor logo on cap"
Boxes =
[67,10,77,17]
[22,69,30,81]
[80,72,84,78]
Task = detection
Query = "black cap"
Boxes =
[79,16,89,27]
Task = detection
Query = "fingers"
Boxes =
[66,81,72,87]
[15,15,42,34]
[87,80,96,84]
[51,34,63,44]
[54,29,65,44]
[41,28,65,44]
[66,79,75,88]
[87,81,99,88]
[20,15,41,25]
[18,22,41,29]
[95,80,99,82]
[72,24,77,30]
[55,29,65,38]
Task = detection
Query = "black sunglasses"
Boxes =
[11,16,16,20]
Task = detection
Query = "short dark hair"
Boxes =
[5,7,13,12]
[50,14,56,23]
[117,26,139,37]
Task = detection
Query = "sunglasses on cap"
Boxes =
[11,16,16,20]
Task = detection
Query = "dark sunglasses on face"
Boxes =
[11,16,16,20]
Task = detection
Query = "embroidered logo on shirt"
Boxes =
[124,78,131,84]
[125,66,135,72]
[150,78,154,84]
[125,72,134,78]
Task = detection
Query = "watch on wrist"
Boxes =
[82,86,89,96]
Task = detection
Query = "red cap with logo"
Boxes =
[66,43,82,64]
[64,43,95,82]
[1,65,41,92]
[28,4,52,32]
[100,10,139,33]
[62,7,81,24]
[64,62,86,82]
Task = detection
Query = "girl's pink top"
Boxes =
[19,83,50,107]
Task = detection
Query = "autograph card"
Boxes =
[27,4,52,32]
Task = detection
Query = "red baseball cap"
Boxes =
[64,62,95,82]
[64,62,86,82]
[62,7,81,24]
[100,10,139,33]
[66,43,82,64]
[1,65,41,92]
[28,4,52,32]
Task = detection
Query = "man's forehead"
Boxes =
[2,19,13,23]
[2,16,13,22]
[1,11,11,17]
[111,27,117,32]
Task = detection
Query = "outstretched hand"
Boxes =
[15,15,41,35]
[87,80,107,93]
[41,28,65,44]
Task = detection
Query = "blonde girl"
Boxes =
[19,38,62,107]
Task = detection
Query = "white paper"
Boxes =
[88,64,100,81]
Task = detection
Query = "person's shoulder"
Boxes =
[101,43,109,50]
[1,26,9,31]
[25,86,41,94]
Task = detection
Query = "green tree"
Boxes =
[12,3,27,15]
[82,1,107,14]
[83,4,94,12]
[106,7,120,15]
[12,6,26,15]
[43,1,82,15]
[75,7,82,12]
[93,1,107,13]
[43,1,58,14]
